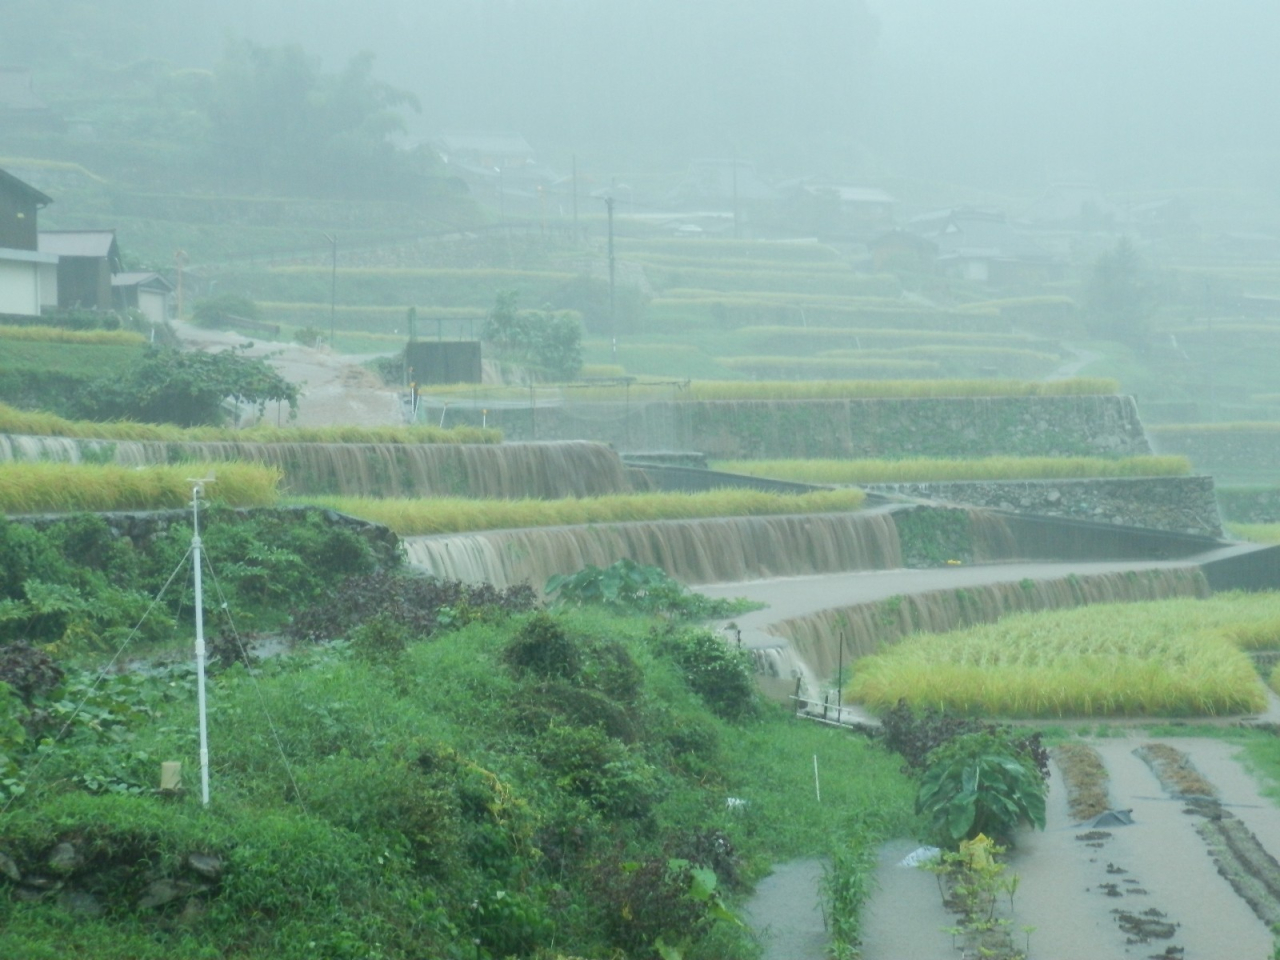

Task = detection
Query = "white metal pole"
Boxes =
[191,482,211,806]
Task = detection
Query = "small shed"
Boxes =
[38,230,122,309]
[405,341,482,385]
[113,272,173,325]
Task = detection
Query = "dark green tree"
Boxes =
[1086,237,1150,347]
[76,346,298,426]
[190,293,260,329]
[201,40,422,195]
[482,292,583,381]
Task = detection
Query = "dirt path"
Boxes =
[170,319,404,428]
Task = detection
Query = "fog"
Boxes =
[7,0,1280,193]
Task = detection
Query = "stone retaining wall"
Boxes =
[864,476,1223,537]
[424,394,1152,459]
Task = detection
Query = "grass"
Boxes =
[713,455,1192,484]
[616,236,845,263]
[1228,523,1280,543]
[1150,421,1280,434]
[298,487,867,536]
[0,341,148,377]
[847,595,1277,717]
[0,604,916,959]
[0,461,281,513]
[0,326,147,346]
[735,325,1036,344]
[0,402,501,444]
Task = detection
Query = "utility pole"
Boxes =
[323,232,337,348]
[605,195,616,361]
[174,249,187,319]
[571,154,579,240]
[731,160,740,240]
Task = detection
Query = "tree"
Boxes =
[201,40,422,195]
[482,292,583,381]
[1086,237,1150,347]
[190,294,260,329]
[76,346,298,426]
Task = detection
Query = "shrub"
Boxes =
[191,293,261,328]
[546,558,757,620]
[287,570,537,643]
[654,625,757,721]
[916,731,1047,845]
[501,612,583,682]
[878,699,1049,779]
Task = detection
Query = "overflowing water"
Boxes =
[0,434,632,499]
[404,510,902,587]
[773,567,1209,688]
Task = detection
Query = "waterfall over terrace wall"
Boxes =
[0,435,632,499]
[761,567,1209,698]
[404,510,901,588]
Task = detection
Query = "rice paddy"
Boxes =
[298,487,867,536]
[0,325,147,345]
[0,461,281,513]
[846,595,1277,717]
[714,455,1191,484]
[0,403,500,444]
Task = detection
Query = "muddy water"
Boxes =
[1010,737,1274,959]
[741,859,829,960]
[858,839,956,959]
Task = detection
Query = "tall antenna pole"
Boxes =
[189,478,214,806]
[605,194,616,361]
[572,154,579,240]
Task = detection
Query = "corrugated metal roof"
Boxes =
[38,230,118,258]
[112,271,172,290]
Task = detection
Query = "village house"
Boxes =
[0,168,58,317]
[112,271,173,325]
[37,230,122,310]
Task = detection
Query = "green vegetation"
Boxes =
[190,294,261,329]
[546,558,758,621]
[0,341,147,379]
[917,733,1047,843]
[300,487,867,536]
[0,402,500,445]
[481,291,583,381]
[1228,523,1280,543]
[0,587,916,959]
[715,455,1191,484]
[0,508,383,651]
[0,462,280,514]
[848,596,1276,717]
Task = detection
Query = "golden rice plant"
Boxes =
[820,346,1060,363]
[735,325,1034,343]
[0,402,501,444]
[714,456,1191,484]
[617,237,843,263]
[0,325,146,345]
[0,461,281,514]
[298,487,866,536]
[848,596,1278,717]
[685,377,1117,400]
[270,265,574,282]
[716,357,941,376]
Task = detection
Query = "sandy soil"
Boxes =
[169,320,405,428]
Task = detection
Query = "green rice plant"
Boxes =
[642,267,902,297]
[1228,523,1280,544]
[848,596,1277,717]
[714,455,1192,484]
[0,326,146,345]
[0,341,148,377]
[0,402,500,444]
[685,377,1117,401]
[820,346,1060,363]
[297,487,866,535]
[0,461,281,513]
